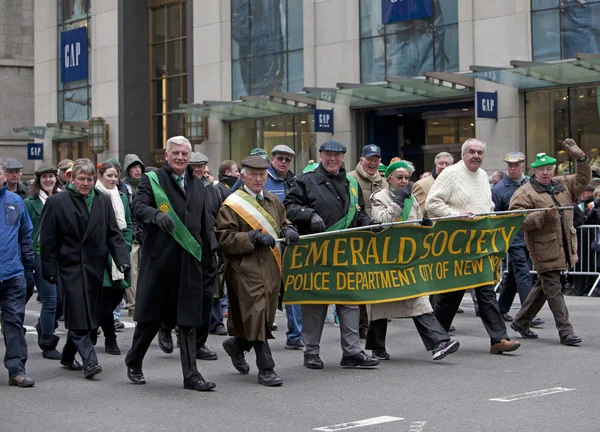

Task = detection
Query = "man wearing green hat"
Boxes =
[509,138,590,346]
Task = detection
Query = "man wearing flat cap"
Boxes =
[492,152,544,327]
[216,155,299,386]
[509,138,590,346]
[3,158,29,199]
[284,140,380,370]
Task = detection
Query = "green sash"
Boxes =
[327,175,360,231]
[398,195,415,222]
[145,171,202,262]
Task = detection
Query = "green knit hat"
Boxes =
[378,163,387,173]
[385,161,411,178]
[530,153,557,168]
[106,157,121,170]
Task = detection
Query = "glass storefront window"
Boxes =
[231,0,304,99]
[59,0,90,24]
[531,0,600,61]
[229,113,315,174]
[359,0,459,82]
[150,1,187,150]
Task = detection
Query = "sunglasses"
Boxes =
[275,156,292,163]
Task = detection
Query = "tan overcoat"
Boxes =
[411,175,435,216]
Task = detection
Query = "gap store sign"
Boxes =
[382,0,433,25]
[476,91,498,120]
[61,27,88,83]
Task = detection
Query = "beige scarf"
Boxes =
[95,180,127,281]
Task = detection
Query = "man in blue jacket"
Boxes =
[492,152,544,327]
[0,161,36,387]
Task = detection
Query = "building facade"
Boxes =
[0,0,34,176]
[28,0,600,176]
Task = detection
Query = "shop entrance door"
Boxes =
[54,140,95,165]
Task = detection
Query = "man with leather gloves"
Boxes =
[509,138,590,346]
[284,140,380,370]
[216,156,298,386]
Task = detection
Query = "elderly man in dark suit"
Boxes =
[124,136,215,391]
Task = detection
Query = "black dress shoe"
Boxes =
[340,350,380,368]
[371,348,390,360]
[42,348,61,360]
[511,322,538,339]
[8,375,35,388]
[61,359,83,371]
[258,369,283,386]
[184,379,216,391]
[210,324,228,336]
[456,307,464,314]
[560,333,582,346]
[158,328,174,354]
[105,341,121,355]
[84,364,103,379]
[303,354,324,369]
[196,345,218,360]
[222,338,250,374]
[127,367,146,385]
[502,313,513,322]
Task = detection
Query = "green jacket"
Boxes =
[102,191,133,289]
[24,195,44,254]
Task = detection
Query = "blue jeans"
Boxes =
[0,275,28,377]
[33,254,57,335]
[285,304,302,343]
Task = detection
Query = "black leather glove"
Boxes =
[44,275,58,285]
[283,226,300,245]
[420,216,433,227]
[248,230,276,248]
[392,188,412,207]
[310,213,326,233]
[155,212,176,233]
[118,264,130,273]
[370,221,384,233]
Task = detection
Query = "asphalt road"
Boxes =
[1,295,599,432]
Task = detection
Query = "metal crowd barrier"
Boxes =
[494,225,600,297]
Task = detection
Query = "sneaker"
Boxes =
[530,317,545,327]
[114,320,125,330]
[285,339,304,350]
[303,354,324,369]
[340,350,379,368]
[501,313,513,322]
[371,348,390,360]
[432,340,460,360]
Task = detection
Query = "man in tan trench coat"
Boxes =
[215,156,299,386]
[509,138,590,346]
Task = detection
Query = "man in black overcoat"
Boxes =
[124,136,215,391]
[41,158,130,379]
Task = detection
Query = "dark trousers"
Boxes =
[233,337,275,371]
[514,270,574,338]
[99,286,124,344]
[435,285,508,344]
[366,313,449,351]
[61,329,98,369]
[0,275,28,377]
[197,266,218,348]
[126,321,203,384]
[359,304,368,333]
[498,245,533,314]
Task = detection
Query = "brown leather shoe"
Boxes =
[490,339,521,354]
[9,374,35,387]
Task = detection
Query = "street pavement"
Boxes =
[1,295,600,432]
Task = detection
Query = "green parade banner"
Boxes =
[282,214,525,305]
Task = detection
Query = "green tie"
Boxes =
[177,175,184,190]
[256,194,263,202]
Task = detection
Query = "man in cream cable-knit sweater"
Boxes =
[426,139,521,355]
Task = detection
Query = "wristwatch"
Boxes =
[577,155,588,163]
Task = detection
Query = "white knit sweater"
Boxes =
[425,160,494,217]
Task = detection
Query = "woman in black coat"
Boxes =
[40,158,130,379]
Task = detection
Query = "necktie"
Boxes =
[256,194,263,202]
[177,175,184,191]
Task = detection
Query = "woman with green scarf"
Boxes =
[366,161,460,362]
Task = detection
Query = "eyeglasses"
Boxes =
[275,156,292,163]
[391,175,410,180]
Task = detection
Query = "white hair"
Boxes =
[166,136,192,153]
[434,152,454,163]
[461,138,486,155]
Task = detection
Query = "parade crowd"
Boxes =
[0,135,593,389]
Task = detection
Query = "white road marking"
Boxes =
[313,416,404,431]
[490,387,575,402]
[409,421,426,432]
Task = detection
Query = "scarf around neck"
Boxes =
[95,180,127,231]
[68,183,95,213]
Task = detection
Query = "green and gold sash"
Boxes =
[327,175,360,231]
[145,171,202,262]
[223,190,282,272]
